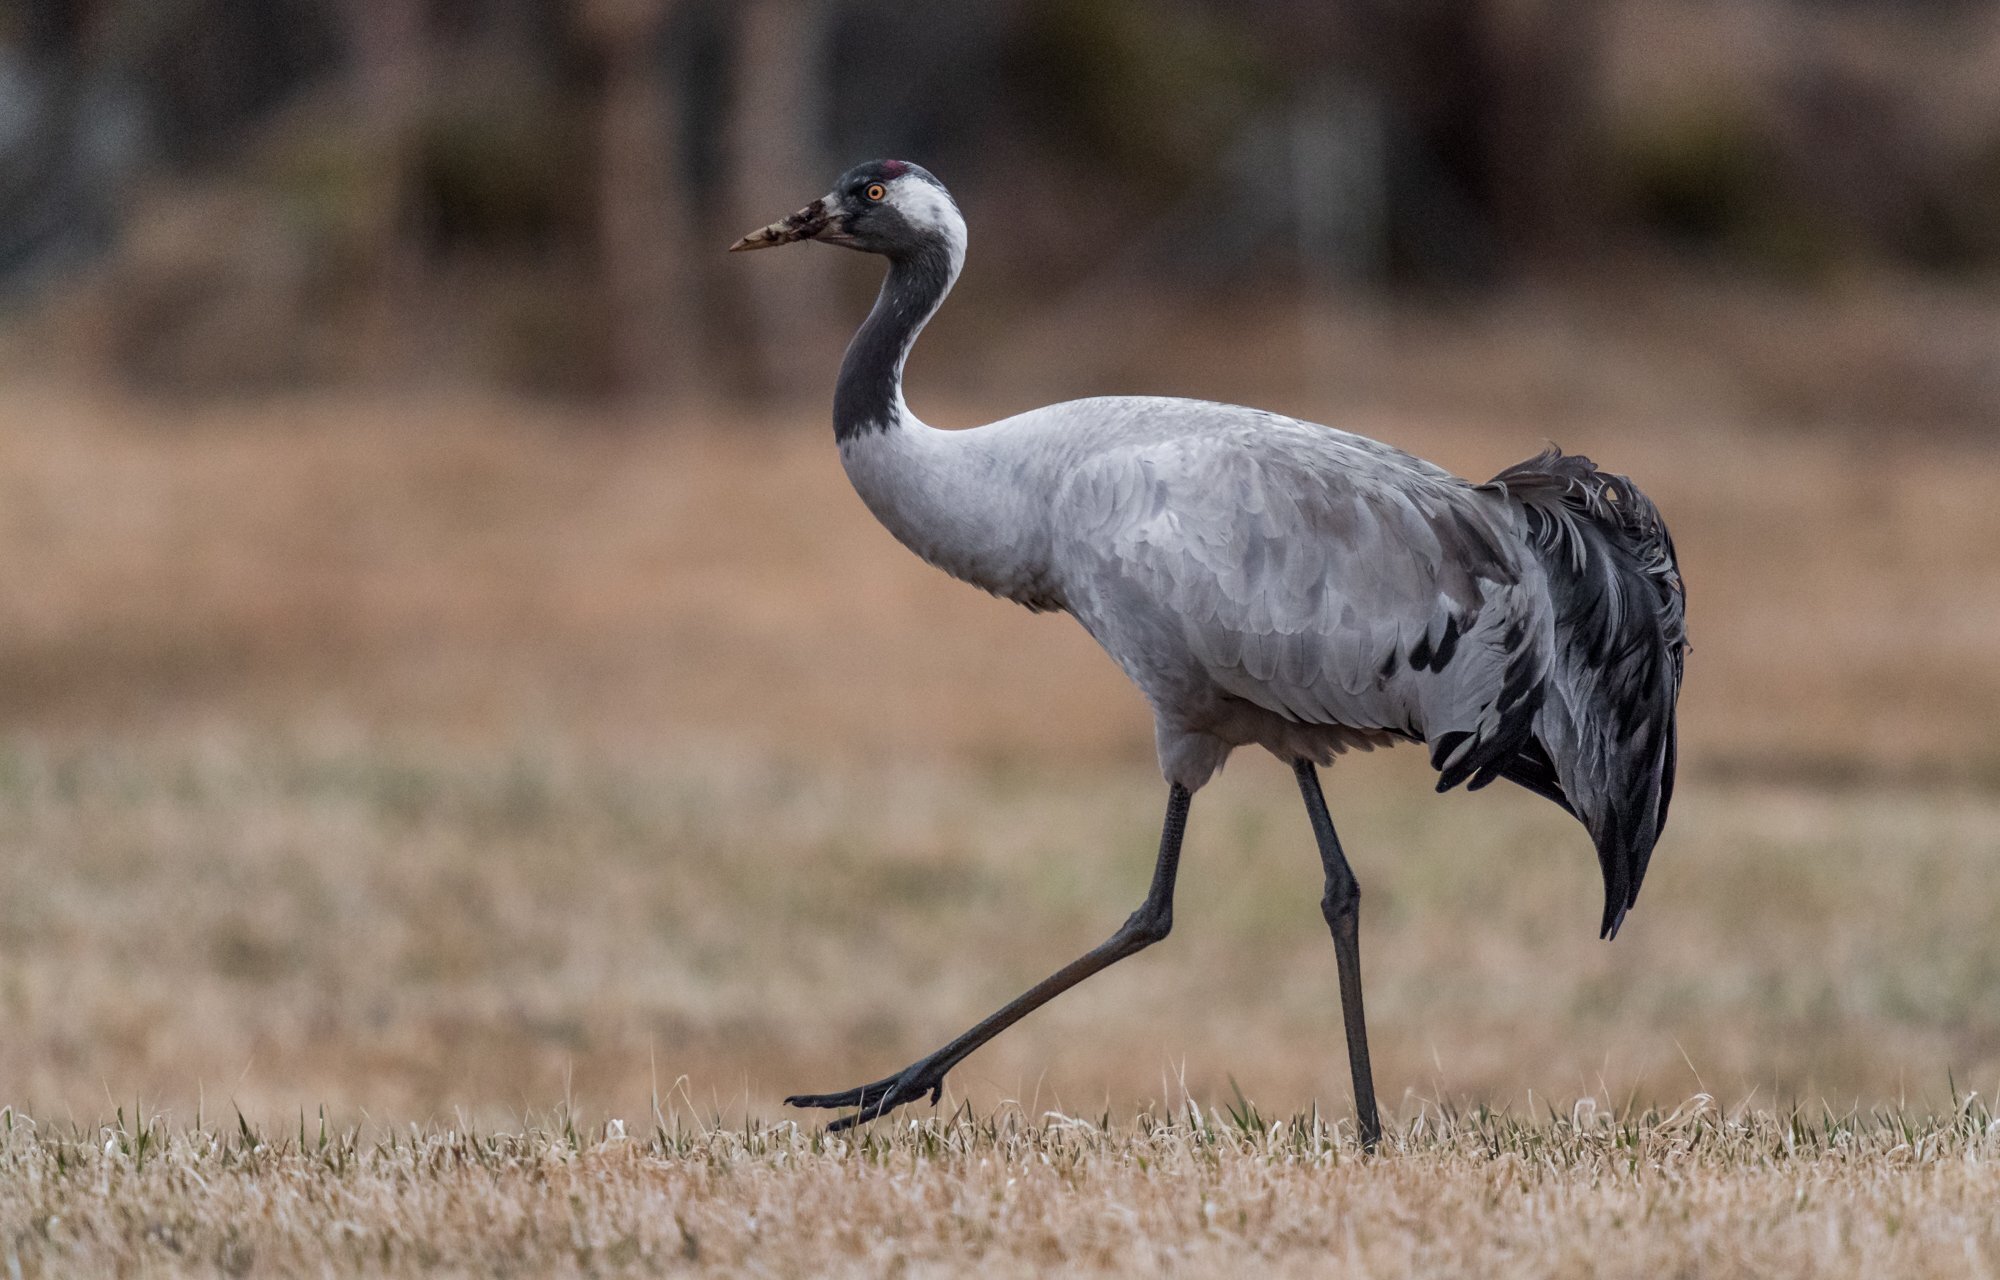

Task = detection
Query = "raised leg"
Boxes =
[1293,759,1383,1150]
[788,783,1192,1131]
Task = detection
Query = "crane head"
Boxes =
[730,160,963,263]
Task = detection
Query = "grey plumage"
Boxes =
[848,393,1688,940]
[735,160,1688,1139]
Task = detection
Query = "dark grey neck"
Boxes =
[833,241,957,442]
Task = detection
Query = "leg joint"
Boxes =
[1320,877,1359,927]
[1121,902,1173,947]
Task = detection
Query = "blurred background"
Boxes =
[0,0,1998,1131]
[7,0,2000,411]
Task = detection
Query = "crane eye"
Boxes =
[864,183,887,202]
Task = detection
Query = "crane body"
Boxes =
[733,160,1687,1146]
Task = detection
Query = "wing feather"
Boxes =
[1056,419,1552,767]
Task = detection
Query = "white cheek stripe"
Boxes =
[889,180,967,272]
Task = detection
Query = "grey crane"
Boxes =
[731,160,1687,1148]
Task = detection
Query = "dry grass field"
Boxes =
[1,380,1999,1274]
[8,1102,2000,1277]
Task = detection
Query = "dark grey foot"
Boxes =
[786,1058,949,1131]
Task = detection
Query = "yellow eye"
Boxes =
[864,183,887,202]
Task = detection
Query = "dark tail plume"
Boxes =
[1483,448,1687,939]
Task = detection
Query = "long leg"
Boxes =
[788,783,1192,1131]
[1293,759,1383,1150]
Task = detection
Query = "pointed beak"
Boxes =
[729,196,837,251]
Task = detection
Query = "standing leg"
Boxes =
[1293,759,1383,1150]
[788,784,1192,1131]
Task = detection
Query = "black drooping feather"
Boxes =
[1481,448,1688,940]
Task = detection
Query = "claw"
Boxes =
[825,1108,874,1134]
[786,1063,947,1129]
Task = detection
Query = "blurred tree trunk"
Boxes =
[729,0,832,402]
[582,0,694,408]
[1365,0,1608,279]
[342,0,427,380]
[1481,0,1607,263]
